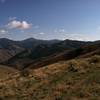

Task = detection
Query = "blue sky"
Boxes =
[0,0,100,41]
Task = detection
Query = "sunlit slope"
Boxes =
[0,55,100,99]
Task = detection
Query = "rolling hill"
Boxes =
[3,39,100,70]
[0,55,100,99]
[0,38,100,99]
[2,39,92,69]
[0,38,60,63]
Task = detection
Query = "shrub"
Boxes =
[20,69,29,77]
[88,55,100,64]
[67,62,78,72]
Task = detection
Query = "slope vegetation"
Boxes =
[0,55,100,100]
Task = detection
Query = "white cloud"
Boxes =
[7,20,32,30]
[39,32,45,35]
[0,29,8,34]
[61,33,95,41]
[69,34,89,41]
[96,26,100,31]
[54,28,65,33]
[59,29,65,33]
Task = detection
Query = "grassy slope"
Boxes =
[0,65,18,80]
[0,55,100,100]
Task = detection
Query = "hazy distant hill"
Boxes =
[0,38,60,63]
[3,38,92,69]
[27,41,100,69]
[1,38,100,70]
[0,38,24,62]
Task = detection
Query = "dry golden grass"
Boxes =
[0,55,100,100]
[0,65,18,80]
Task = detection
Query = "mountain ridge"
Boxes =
[0,37,100,70]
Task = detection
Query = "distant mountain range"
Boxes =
[0,37,94,69]
[0,38,60,62]
[1,37,100,70]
